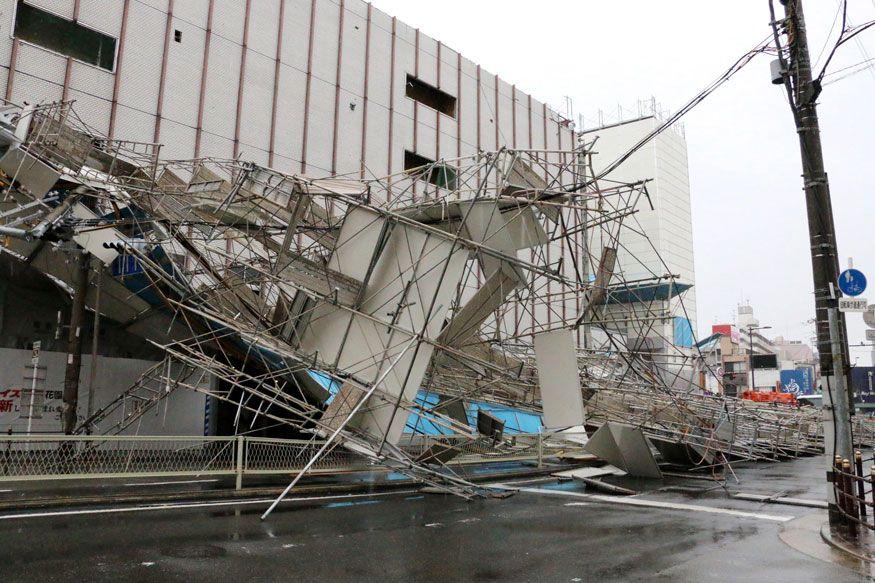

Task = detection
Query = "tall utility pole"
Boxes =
[770,0,854,492]
[62,252,90,434]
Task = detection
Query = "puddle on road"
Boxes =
[161,544,227,559]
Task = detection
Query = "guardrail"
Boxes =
[0,433,565,490]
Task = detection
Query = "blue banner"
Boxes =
[780,368,814,396]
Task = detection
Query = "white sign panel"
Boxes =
[31,340,41,365]
[864,305,875,329]
[839,297,867,312]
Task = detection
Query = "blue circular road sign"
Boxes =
[838,268,867,297]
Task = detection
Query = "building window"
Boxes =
[404,151,457,191]
[13,1,117,71]
[174,29,182,43]
[405,75,456,118]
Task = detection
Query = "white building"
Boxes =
[582,114,697,351]
[0,0,576,178]
[0,0,583,434]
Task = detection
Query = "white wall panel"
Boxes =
[116,0,165,119]
[514,89,528,149]
[211,0,245,43]
[281,0,312,72]
[199,131,233,159]
[273,65,306,171]
[15,43,65,101]
[366,9,391,110]
[364,104,388,177]
[335,87,362,176]
[239,50,274,155]
[339,1,365,96]
[10,68,61,106]
[458,58,477,157]
[163,17,206,130]
[77,0,124,37]
[137,0,169,12]
[417,35,437,87]
[310,0,339,89]
[479,71,497,151]
[305,78,335,174]
[201,34,240,140]
[497,77,514,149]
[246,0,279,56]
[67,87,111,135]
[113,104,155,143]
[173,0,209,27]
[25,0,74,19]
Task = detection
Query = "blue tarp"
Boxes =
[307,375,545,436]
[673,317,695,348]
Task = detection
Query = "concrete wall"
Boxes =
[0,0,577,180]
[0,347,207,435]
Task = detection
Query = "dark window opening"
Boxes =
[405,74,456,118]
[174,29,182,43]
[14,1,117,71]
[404,151,457,191]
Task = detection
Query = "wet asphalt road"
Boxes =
[0,456,868,582]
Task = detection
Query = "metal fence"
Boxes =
[0,433,563,490]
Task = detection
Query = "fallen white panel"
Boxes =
[504,206,549,251]
[534,329,585,429]
[70,204,121,265]
[0,147,60,199]
[552,465,627,480]
[301,206,467,445]
[584,422,663,479]
[458,200,517,279]
[557,424,589,446]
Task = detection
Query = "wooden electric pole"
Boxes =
[61,251,90,434]
[770,0,854,495]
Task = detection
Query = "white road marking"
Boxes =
[494,485,793,523]
[564,502,591,507]
[140,562,155,567]
[0,490,417,521]
[123,479,220,487]
[0,489,12,493]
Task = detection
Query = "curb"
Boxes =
[0,465,566,512]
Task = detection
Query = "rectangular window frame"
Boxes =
[404,150,458,191]
[405,74,457,119]
[11,1,119,74]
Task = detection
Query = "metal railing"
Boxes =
[0,432,569,490]
[829,450,875,533]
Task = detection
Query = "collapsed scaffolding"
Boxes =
[0,99,831,507]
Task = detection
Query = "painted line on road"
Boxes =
[0,489,12,493]
[0,489,417,521]
[123,479,220,487]
[491,484,793,522]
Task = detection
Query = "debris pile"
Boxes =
[0,99,830,500]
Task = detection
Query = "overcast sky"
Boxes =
[373,0,875,365]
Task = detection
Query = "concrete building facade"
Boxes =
[583,115,697,350]
[0,0,576,178]
[0,0,582,435]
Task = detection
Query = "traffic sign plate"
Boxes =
[839,297,867,312]
[865,305,875,329]
[839,268,867,297]
[867,329,875,342]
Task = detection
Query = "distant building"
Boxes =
[582,113,697,353]
[697,304,818,397]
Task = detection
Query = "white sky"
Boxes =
[372,0,875,365]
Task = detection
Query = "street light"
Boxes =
[747,324,772,391]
